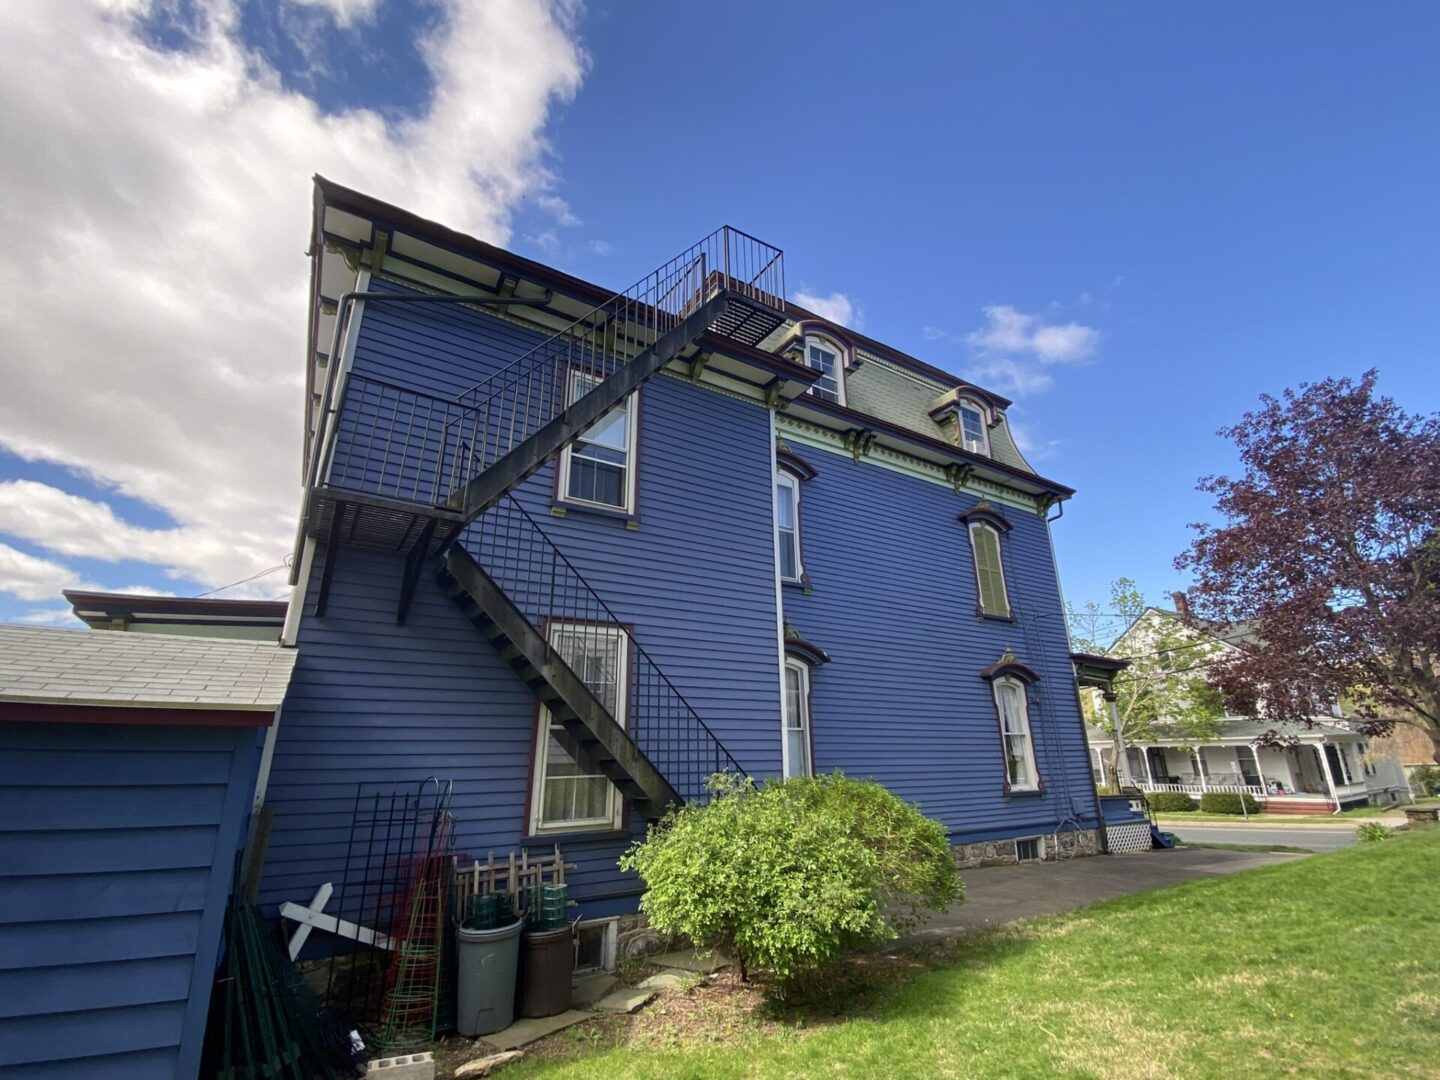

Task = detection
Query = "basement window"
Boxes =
[574,918,618,972]
[1015,837,1043,862]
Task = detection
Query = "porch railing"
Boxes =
[1138,781,1266,798]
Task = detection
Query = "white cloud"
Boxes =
[535,193,581,226]
[529,229,563,257]
[793,289,863,331]
[0,543,85,602]
[960,303,1100,401]
[966,304,1098,364]
[288,0,381,26]
[960,357,1055,398]
[15,607,86,626]
[0,0,587,606]
[1003,411,1066,463]
[586,239,612,256]
[0,480,276,589]
[1031,322,1100,363]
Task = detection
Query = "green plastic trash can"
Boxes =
[518,925,574,1018]
[456,916,523,1037]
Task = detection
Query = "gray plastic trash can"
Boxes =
[456,917,523,1037]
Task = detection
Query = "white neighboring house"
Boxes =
[1085,606,1411,814]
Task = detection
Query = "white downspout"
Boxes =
[769,408,789,780]
[1314,742,1343,815]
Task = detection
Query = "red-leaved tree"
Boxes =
[1176,370,1440,763]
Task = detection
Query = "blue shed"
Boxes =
[0,625,295,1080]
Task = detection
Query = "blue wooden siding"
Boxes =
[1098,795,1148,825]
[0,722,260,1080]
[264,289,781,921]
[781,441,1100,843]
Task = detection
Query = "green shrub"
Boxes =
[1357,822,1393,843]
[1147,792,1198,813]
[1198,792,1260,815]
[1412,765,1440,797]
[619,773,961,986]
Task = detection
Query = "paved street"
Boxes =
[1167,823,1357,851]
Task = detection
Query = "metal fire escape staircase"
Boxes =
[304,228,787,817]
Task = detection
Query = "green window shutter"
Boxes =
[972,525,1009,616]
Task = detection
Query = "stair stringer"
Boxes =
[437,546,681,821]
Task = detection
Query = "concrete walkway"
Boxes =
[897,848,1304,947]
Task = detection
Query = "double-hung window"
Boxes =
[531,622,629,832]
[994,676,1038,791]
[783,659,812,778]
[969,522,1010,618]
[559,370,636,512]
[805,338,844,404]
[957,399,990,456]
[776,472,802,583]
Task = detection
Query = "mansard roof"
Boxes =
[308,177,1072,501]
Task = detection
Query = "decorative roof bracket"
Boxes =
[842,427,877,463]
[945,463,975,493]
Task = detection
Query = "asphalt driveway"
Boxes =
[897,847,1304,947]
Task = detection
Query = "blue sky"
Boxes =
[1,1,1436,625]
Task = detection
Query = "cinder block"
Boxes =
[365,1051,436,1080]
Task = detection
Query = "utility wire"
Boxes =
[194,557,292,598]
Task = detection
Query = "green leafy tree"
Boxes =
[620,773,960,988]
[1069,578,1226,788]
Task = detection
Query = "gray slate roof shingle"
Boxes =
[845,353,1037,474]
[0,624,297,711]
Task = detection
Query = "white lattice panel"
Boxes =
[1106,822,1153,853]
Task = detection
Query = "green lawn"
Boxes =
[497,829,1440,1080]
[1154,797,1439,826]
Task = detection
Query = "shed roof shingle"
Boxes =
[0,624,296,711]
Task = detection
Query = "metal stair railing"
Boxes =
[439,226,784,504]
[321,373,480,508]
[311,228,783,521]
[464,494,747,806]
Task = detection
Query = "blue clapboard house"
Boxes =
[256,179,1105,960]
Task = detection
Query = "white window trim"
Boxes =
[782,658,813,779]
[557,369,638,514]
[529,621,630,834]
[956,397,990,457]
[1015,835,1046,862]
[775,471,803,584]
[574,917,619,972]
[994,675,1040,792]
[969,521,1011,618]
[803,335,847,406]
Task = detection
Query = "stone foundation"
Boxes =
[615,912,674,961]
[952,827,1101,868]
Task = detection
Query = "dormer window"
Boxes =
[957,398,989,456]
[804,336,845,405]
